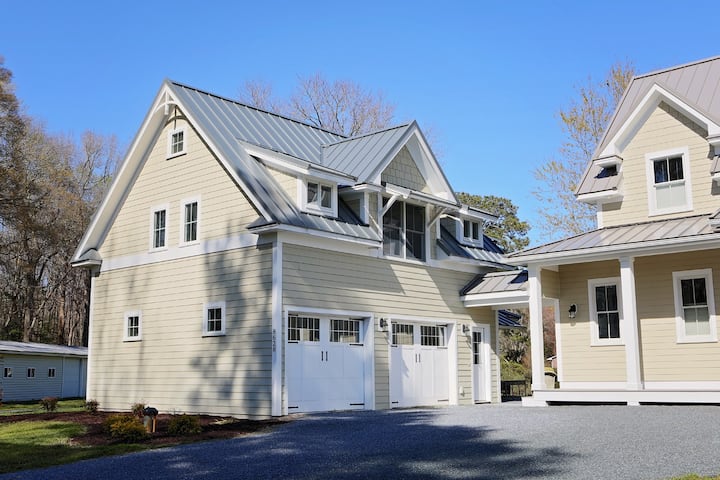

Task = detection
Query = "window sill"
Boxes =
[202,332,226,338]
[179,240,200,248]
[382,254,426,266]
[676,336,717,344]
[149,246,169,253]
[166,151,187,160]
[590,339,624,347]
[123,338,142,342]
[648,206,693,217]
[301,205,336,218]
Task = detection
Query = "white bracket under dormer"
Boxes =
[427,206,452,229]
[380,185,410,217]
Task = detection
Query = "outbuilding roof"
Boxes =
[0,341,88,357]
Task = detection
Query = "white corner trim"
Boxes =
[85,273,97,400]
[272,240,283,417]
[549,298,563,383]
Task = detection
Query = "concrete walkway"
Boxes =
[3,404,720,479]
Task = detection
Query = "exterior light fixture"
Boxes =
[568,304,577,319]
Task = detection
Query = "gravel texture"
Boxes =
[3,403,720,480]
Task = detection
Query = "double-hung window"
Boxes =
[167,127,186,158]
[203,302,226,336]
[646,148,691,215]
[151,205,168,250]
[382,199,426,261]
[588,278,623,345]
[3,367,11,378]
[124,311,142,341]
[673,269,716,343]
[181,198,199,244]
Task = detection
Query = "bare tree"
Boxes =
[239,73,396,137]
[533,61,635,241]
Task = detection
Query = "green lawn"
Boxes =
[0,398,86,416]
[0,420,144,473]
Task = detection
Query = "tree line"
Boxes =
[0,59,118,345]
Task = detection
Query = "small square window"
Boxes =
[48,368,56,378]
[463,220,481,242]
[303,180,335,214]
[168,128,186,158]
[27,368,35,378]
[3,367,11,378]
[124,311,142,341]
[203,302,226,336]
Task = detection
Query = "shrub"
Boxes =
[40,396,59,412]
[167,415,202,436]
[85,399,99,413]
[104,414,149,442]
[131,402,145,418]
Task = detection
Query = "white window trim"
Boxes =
[123,310,142,342]
[645,146,692,216]
[27,368,35,378]
[149,204,169,252]
[673,268,717,344]
[48,368,56,378]
[179,196,201,246]
[298,177,337,217]
[167,126,187,159]
[203,301,227,337]
[461,218,484,247]
[3,367,11,378]
[588,277,624,346]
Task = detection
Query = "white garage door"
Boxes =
[390,322,449,408]
[286,315,366,412]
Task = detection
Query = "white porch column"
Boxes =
[619,256,643,392]
[528,264,546,392]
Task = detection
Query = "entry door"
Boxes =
[472,326,490,403]
[390,322,449,407]
[286,315,365,412]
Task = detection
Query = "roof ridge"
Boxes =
[168,80,348,139]
[321,122,412,148]
[635,55,720,81]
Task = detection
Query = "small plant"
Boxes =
[167,414,202,436]
[103,414,149,442]
[131,402,145,418]
[40,396,59,412]
[85,399,99,413]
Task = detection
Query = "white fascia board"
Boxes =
[506,234,720,267]
[404,128,456,202]
[458,205,499,223]
[382,183,458,209]
[461,290,530,308]
[243,142,355,184]
[73,83,173,263]
[601,83,720,158]
[577,189,623,205]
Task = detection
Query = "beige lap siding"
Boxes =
[635,250,720,382]
[601,102,713,228]
[101,115,260,259]
[90,245,273,418]
[557,261,627,383]
[282,244,500,406]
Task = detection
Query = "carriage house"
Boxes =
[71,80,515,417]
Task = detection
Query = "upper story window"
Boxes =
[181,198,199,245]
[167,127,186,158]
[383,199,426,261]
[150,205,168,250]
[124,311,142,341]
[301,179,336,216]
[673,269,716,343]
[588,277,623,346]
[646,148,692,215]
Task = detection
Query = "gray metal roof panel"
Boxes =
[576,160,622,195]
[323,124,411,182]
[498,310,524,328]
[437,227,509,266]
[461,270,528,296]
[0,341,88,357]
[510,214,716,258]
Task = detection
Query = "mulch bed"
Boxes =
[0,411,286,447]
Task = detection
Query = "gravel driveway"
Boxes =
[3,404,720,480]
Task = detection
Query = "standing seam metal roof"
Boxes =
[0,341,88,357]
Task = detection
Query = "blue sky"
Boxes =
[2,1,718,245]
